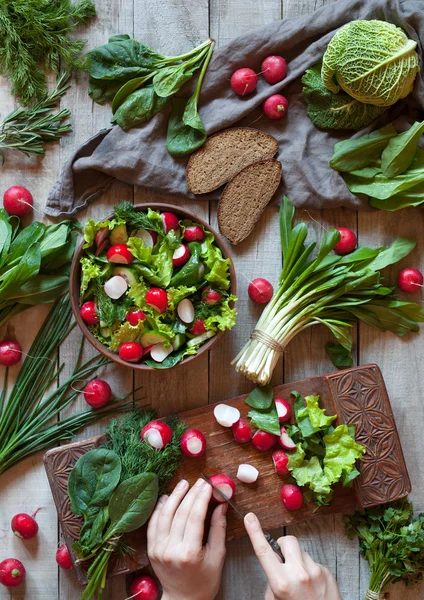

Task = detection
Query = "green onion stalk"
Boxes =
[233,196,424,385]
[0,295,135,476]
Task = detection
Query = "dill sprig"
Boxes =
[0,0,95,104]
[0,72,72,163]
[104,410,187,492]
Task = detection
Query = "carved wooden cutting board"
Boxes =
[44,364,410,584]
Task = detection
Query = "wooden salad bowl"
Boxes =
[69,203,237,371]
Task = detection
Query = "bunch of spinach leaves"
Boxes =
[0,209,79,327]
[330,120,424,210]
[85,34,215,157]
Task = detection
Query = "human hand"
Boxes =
[244,513,342,600]
[147,478,227,600]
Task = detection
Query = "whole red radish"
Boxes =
[184,225,205,242]
[263,94,288,120]
[119,342,144,363]
[0,558,26,587]
[202,287,222,306]
[162,212,179,233]
[126,309,146,326]
[398,268,423,294]
[274,398,291,423]
[83,379,112,408]
[130,575,160,600]
[180,429,206,458]
[209,474,236,502]
[248,278,273,304]
[3,186,33,217]
[281,483,303,511]
[190,318,206,335]
[261,55,287,84]
[106,244,134,264]
[141,420,173,449]
[80,301,99,325]
[0,340,22,366]
[11,510,39,540]
[145,288,168,313]
[231,68,257,96]
[232,417,253,444]
[334,228,357,256]
[172,244,190,268]
[252,430,277,452]
[272,450,289,476]
[278,427,296,450]
[56,544,73,570]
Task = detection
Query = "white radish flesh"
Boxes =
[135,228,155,248]
[104,276,128,299]
[145,429,164,449]
[150,343,173,363]
[237,464,259,484]
[177,298,195,323]
[214,404,240,428]
[279,427,296,450]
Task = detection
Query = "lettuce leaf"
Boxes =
[167,285,197,312]
[83,218,126,248]
[143,345,198,369]
[127,237,152,262]
[109,320,147,351]
[200,230,231,289]
[134,231,178,287]
[127,280,148,307]
[170,242,202,287]
[323,424,366,483]
[80,257,102,297]
[204,295,237,332]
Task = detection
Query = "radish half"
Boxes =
[177,298,195,323]
[135,228,156,248]
[150,343,173,363]
[275,398,291,423]
[214,403,240,428]
[231,417,252,444]
[210,474,235,502]
[141,420,173,449]
[104,275,128,299]
[279,427,296,450]
[180,429,206,458]
[237,464,259,484]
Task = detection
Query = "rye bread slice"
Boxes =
[218,159,282,245]
[186,127,278,194]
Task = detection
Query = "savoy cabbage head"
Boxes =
[321,20,420,107]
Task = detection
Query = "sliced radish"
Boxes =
[202,287,222,306]
[190,318,206,335]
[252,430,277,452]
[150,343,173,363]
[145,288,168,313]
[184,225,205,242]
[141,420,173,449]
[135,228,157,248]
[80,301,99,325]
[209,474,235,503]
[237,464,259,484]
[162,212,179,233]
[106,244,134,264]
[272,450,289,475]
[232,417,252,444]
[173,244,190,268]
[275,398,291,423]
[278,427,296,450]
[214,403,240,428]
[95,227,109,248]
[177,298,195,324]
[126,310,146,326]
[104,275,128,299]
[180,429,206,458]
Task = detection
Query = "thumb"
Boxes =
[207,503,227,554]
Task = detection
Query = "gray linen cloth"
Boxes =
[45,0,424,217]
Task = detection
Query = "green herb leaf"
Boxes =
[248,405,280,436]
[108,472,159,535]
[166,97,207,158]
[245,385,274,409]
[111,86,169,131]
[330,124,397,172]
[111,74,155,113]
[326,343,354,369]
[381,121,424,178]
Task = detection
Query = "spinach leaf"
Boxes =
[248,405,280,436]
[326,343,353,368]
[108,472,159,535]
[170,242,202,287]
[166,97,207,158]
[366,237,416,271]
[0,211,13,268]
[111,74,155,113]
[369,182,424,211]
[153,63,199,98]
[111,86,169,130]
[143,346,197,369]
[381,121,424,178]
[5,222,45,268]
[0,244,41,301]
[88,77,124,105]
[245,385,273,409]
[330,124,397,172]
[68,448,122,516]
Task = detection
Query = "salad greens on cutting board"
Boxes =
[80,202,236,368]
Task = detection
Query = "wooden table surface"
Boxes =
[1,0,423,599]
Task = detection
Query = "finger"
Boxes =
[244,513,282,582]
[168,479,206,542]
[183,480,213,546]
[156,479,189,539]
[206,502,228,553]
[147,494,168,548]
[264,585,276,600]
[279,535,304,565]
[301,549,318,570]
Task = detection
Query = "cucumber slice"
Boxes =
[140,331,167,348]
[187,330,215,348]
[112,266,137,285]
[172,333,186,351]
[100,326,112,337]
[110,224,128,244]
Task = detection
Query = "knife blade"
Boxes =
[201,472,284,562]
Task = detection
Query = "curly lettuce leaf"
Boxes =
[109,320,147,351]
[167,285,197,312]
[204,295,237,332]
[323,424,366,483]
[134,231,178,288]
[127,237,152,262]
[80,257,102,297]
[127,280,148,307]
[83,218,126,248]
[200,230,231,289]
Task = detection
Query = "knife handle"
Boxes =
[264,531,285,562]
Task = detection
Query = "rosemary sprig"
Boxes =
[0,295,135,476]
[0,72,72,164]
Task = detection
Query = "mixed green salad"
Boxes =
[79,202,236,368]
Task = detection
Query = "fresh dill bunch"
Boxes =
[113,201,165,235]
[0,0,95,104]
[104,410,187,493]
